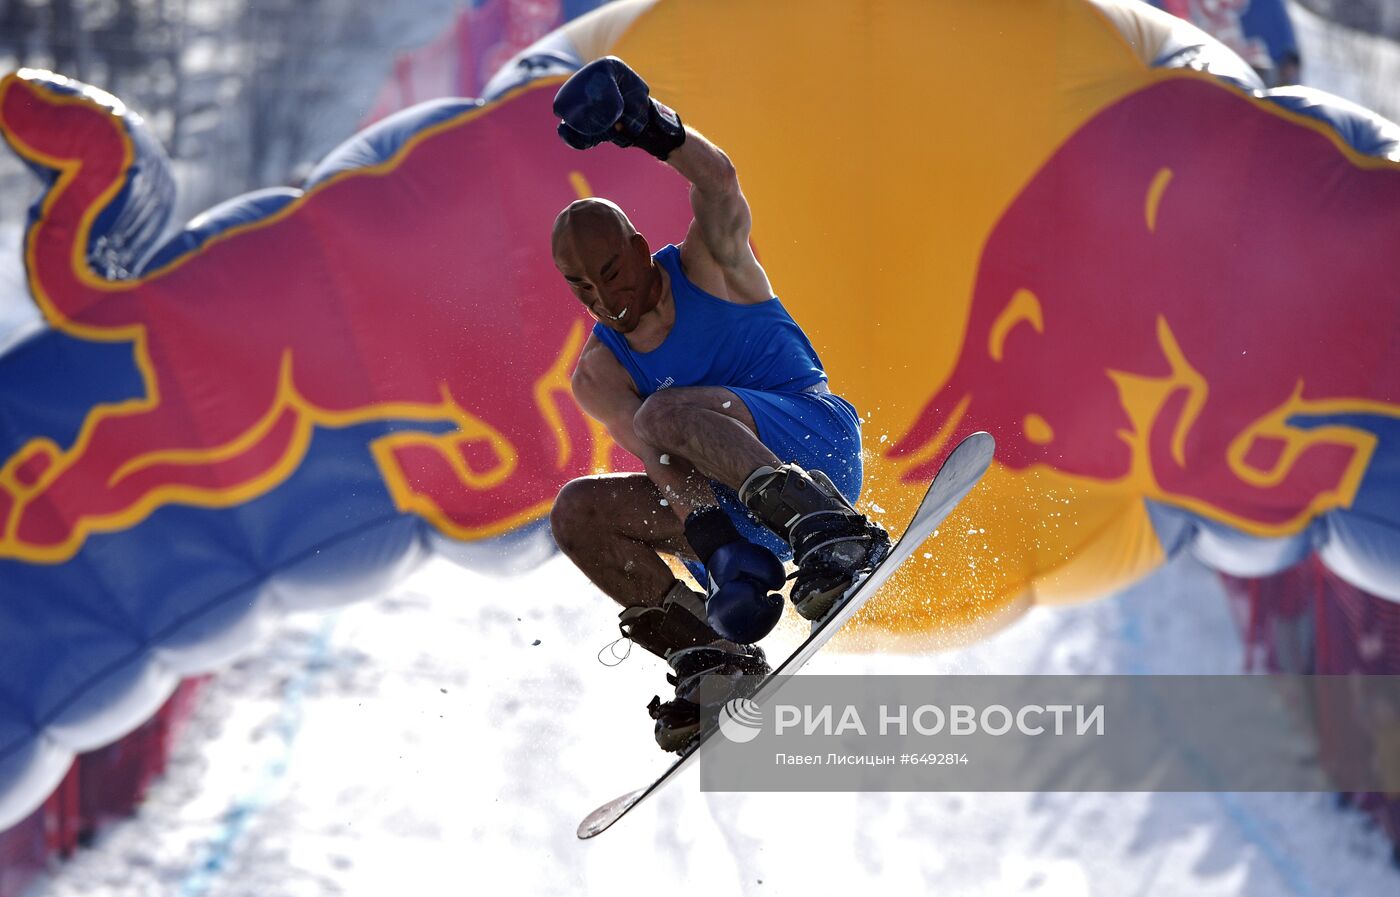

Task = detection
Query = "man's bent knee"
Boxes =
[550,474,681,554]
[550,477,604,554]
[632,391,689,450]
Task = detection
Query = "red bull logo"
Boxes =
[889,76,1400,537]
[0,71,690,563]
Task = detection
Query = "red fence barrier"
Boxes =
[0,677,207,897]
[1221,557,1400,855]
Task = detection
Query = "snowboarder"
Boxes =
[548,57,889,751]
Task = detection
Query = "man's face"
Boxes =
[554,226,653,333]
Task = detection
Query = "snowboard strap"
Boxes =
[613,580,737,662]
[739,462,858,543]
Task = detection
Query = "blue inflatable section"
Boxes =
[1262,88,1400,160]
[305,98,483,187]
[143,188,301,272]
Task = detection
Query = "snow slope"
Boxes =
[22,552,1399,897]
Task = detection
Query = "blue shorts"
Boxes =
[684,387,864,581]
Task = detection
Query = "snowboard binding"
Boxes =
[740,463,892,623]
[618,581,771,752]
[646,642,769,752]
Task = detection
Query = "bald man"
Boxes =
[548,57,889,752]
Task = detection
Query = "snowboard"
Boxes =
[577,430,996,839]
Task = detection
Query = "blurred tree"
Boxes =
[0,0,459,225]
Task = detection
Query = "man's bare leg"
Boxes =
[632,384,889,627]
[550,381,771,609]
[550,470,772,754]
[549,473,696,608]
[630,385,778,522]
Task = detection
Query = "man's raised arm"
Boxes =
[553,56,766,291]
[664,129,754,269]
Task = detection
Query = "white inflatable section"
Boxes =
[1149,502,1400,603]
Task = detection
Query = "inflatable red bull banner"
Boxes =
[0,0,1397,829]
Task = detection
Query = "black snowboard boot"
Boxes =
[618,581,770,753]
[739,463,891,624]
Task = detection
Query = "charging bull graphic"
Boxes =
[889,77,1400,538]
[0,71,686,564]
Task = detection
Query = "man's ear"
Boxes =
[631,231,651,260]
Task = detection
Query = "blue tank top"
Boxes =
[591,244,829,398]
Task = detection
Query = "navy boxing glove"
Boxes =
[704,540,786,644]
[552,56,686,160]
[684,507,785,643]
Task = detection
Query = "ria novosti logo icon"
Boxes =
[718,696,764,744]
